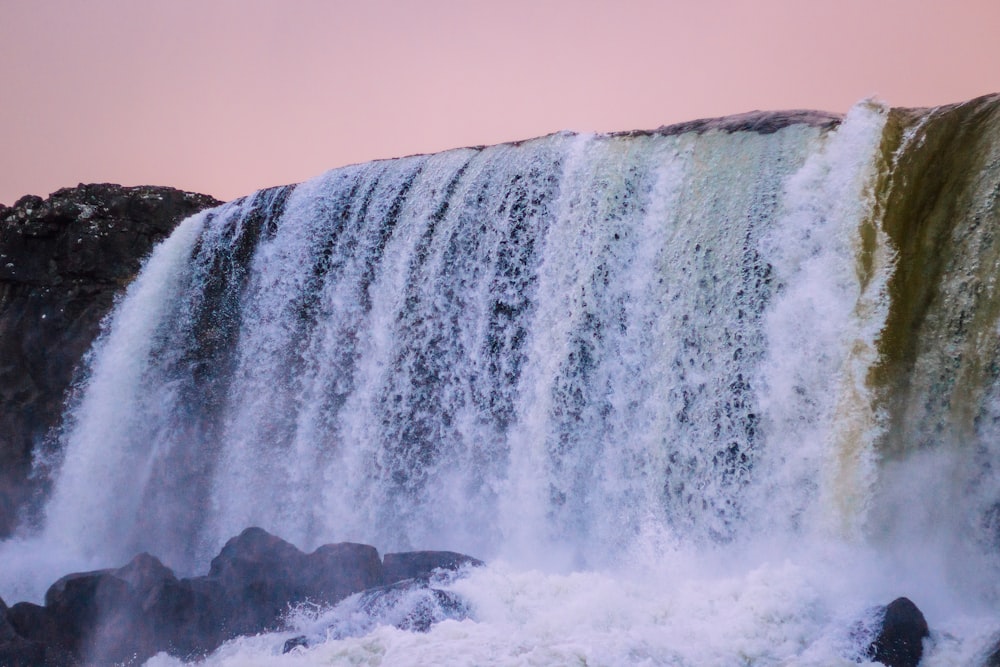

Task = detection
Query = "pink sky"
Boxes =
[2,0,999,206]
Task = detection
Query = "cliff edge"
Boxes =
[0,184,221,537]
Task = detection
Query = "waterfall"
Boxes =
[6,94,1000,664]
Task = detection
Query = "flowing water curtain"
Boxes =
[752,100,893,542]
[37,121,850,570]
[34,97,1000,579]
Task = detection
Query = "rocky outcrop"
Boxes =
[0,527,482,665]
[0,184,221,537]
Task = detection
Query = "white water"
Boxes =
[5,101,1000,664]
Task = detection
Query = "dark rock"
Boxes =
[283,635,309,653]
[320,576,472,640]
[359,583,469,633]
[0,594,16,642]
[200,528,382,636]
[141,575,227,660]
[0,183,221,537]
[868,597,929,667]
[6,602,62,650]
[0,635,59,667]
[382,550,484,585]
[205,527,309,636]
[3,600,75,666]
[42,552,179,664]
[0,529,482,662]
[985,636,1000,667]
[204,527,384,637]
[302,541,384,601]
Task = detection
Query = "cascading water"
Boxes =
[5,94,1000,665]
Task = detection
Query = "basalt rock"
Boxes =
[0,184,221,537]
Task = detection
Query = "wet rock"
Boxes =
[1,529,484,663]
[0,635,57,667]
[283,634,309,653]
[43,552,177,664]
[360,583,470,632]
[316,567,475,641]
[6,602,63,651]
[205,527,383,636]
[141,575,227,660]
[981,635,1000,666]
[868,597,929,667]
[0,183,221,537]
[382,550,484,585]
[0,595,16,643]
[3,601,74,666]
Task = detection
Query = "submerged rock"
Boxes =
[282,634,309,653]
[293,568,476,646]
[382,550,485,585]
[358,579,471,633]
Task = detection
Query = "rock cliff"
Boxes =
[0,184,221,536]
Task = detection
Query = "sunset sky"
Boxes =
[2,0,999,206]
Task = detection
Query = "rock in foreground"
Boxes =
[0,527,482,665]
[868,597,930,667]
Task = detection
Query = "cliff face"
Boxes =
[0,184,221,537]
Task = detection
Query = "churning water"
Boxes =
[5,95,1000,665]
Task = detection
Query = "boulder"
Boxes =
[204,527,383,636]
[141,575,227,659]
[206,526,309,634]
[382,550,484,585]
[0,183,221,537]
[0,635,56,667]
[42,552,176,664]
[868,597,929,667]
[6,602,63,651]
[0,528,485,662]
[3,602,74,666]
[302,541,385,601]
